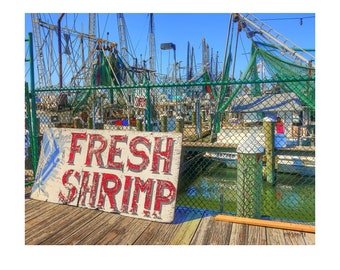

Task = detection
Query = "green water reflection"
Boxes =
[177,160,315,223]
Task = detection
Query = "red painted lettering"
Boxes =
[85,134,107,167]
[58,169,79,203]
[78,171,99,207]
[89,172,100,207]
[121,175,132,213]
[127,136,151,172]
[151,137,174,173]
[78,171,90,206]
[107,135,127,170]
[130,177,154,216]
[153,179,176,217]
[97,173,122,211]
[67,132,87,164]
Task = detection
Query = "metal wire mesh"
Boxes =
[25,79,315,224]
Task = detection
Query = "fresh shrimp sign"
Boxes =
[30,128,182,223]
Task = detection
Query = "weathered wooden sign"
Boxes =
[30,128,183,223]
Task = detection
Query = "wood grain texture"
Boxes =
[25,199,315,245]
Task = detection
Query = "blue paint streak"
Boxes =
[39,130,60,183]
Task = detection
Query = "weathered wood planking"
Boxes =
[74,214,124,245]
[25,199,315,245]
[40,209,104,245]
[133,221,178,245]
[302,232,316,245]
[229,223,248,245]
[94,216,148,245]
[283,230,312,245]
[133,211,195,245]
[170,211,203,245]
[26,204,91,245]
[190,217,234,245]
[266,227,287,245]
[247,225,267,245]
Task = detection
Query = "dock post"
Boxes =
[209,113,214,129]
[87,117,93,129]
[201,109,206,122]
[191,111,196,126]
[161,114,167,132]
[236,135,264,218]
[95,122,104,129]
[73,117,82,128]
[176,116,184,133]
[263,116,276,184]
[136,116,144,131]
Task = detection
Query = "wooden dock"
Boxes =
[25,197,315,245]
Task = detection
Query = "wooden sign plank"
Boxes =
[30,128,182,223]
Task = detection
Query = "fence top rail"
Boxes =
[33,76,315,92]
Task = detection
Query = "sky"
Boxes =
[24,12,315,85]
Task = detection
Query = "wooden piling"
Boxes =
[236,135,264,218]
[263,118,276,184]
[136,116,143,131]
[87,117,93,129]
[176,116,184,133]
[161,114,167,132]
[191,111,196,126]
[73,117,82,128]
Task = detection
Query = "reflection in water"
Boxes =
[178,160,315,223]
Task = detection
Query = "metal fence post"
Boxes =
[145,86,152,131]
[27,32,39,175]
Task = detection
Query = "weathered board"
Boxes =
[30,128,182,223]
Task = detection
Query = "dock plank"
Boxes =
[266,227,286,245]
[132,221,165,245]
[76,214,123,244]
[24,199,315,245]
[40,209,103,245]
[189,215,213,244]
[303,232,316,245]
[229,223,248,245]
[133,218,187,245]
[25,199,60,221]
[25,202,75,233]
[170,212,203,245]
[26,205,90,244]
[247,225,267,245]
[109,219,151,245]
[191,217,234,245]
[51,212,115,245]
[95,216,150,245]
[283,230,308,245]
[147,223,183,245]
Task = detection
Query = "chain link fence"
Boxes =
[25,77,315,225]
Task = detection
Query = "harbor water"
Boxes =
[177,159,315,224]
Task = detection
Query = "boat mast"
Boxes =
[148,13,156,83]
